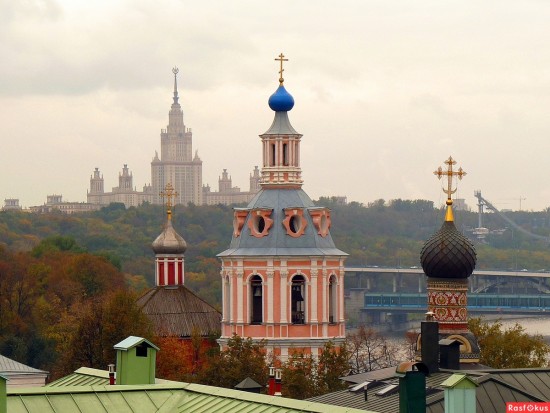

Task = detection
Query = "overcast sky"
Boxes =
[1,0,550,212]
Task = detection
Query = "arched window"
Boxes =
[291,275,306,324]
[250,275,263,324]
[329,275,337,324]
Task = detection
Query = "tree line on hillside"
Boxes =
[1,236,548,396]
[2,199,550,311]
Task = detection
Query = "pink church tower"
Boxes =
[218,54,348,359]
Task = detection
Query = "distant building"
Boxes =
[453,198,469,211]
[203,167,261,205]
[88,68,259,208]
[2,199,22,211]
[87,165,154,207]
[29,194,101,214]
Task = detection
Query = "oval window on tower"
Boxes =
[247,208,273,238]
[283,208,307,237]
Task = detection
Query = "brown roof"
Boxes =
[137,286,221,337]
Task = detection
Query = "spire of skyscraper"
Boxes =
[172,66,180,105]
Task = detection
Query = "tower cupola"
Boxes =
[152,183,187,286]
[419,157,480,364]
[260,53,303,188]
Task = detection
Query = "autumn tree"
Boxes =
[56,290,152,378]
[469,317,550,368]
[155,328,218,382]
[281,351,318,399]
[282,341,350,399]
[198,335,268,389]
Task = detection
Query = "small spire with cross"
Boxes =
[160,182,178,220]
[434,156,466,221]
[274,53,288,85]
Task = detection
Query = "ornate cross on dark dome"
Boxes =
[160,182,178,220]
[274,53,288,85]
[434,156,466,205]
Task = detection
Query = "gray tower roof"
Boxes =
[218,188,347,257]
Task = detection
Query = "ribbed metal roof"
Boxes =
[308,370,546,413]
[0,355,47,375]
[218,189,347,258]
[137,286,221,337]
[8,382,376,413]
[46,367,177,387]
[262,111,299,135]
[114,336,159,351]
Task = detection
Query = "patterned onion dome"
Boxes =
[268,85,295,112]
[151,219,187,254]
[420,220,476,279]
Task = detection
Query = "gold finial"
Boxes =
[274,53,288,85]
[433,156,466,222]
[160,183,178,220]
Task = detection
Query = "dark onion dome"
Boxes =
[268,85,295,112]
[151,219,187,255]
[420,212,476,279]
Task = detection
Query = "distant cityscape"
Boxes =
[3,69,264,213]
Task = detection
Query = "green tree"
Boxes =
[469,317,550,368]
[198,335,268,389]
[317,341,350,394]
[281,351,318,399]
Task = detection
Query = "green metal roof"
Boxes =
[114,336,160,351]
[7,383,376,413]
[440,374,478,389]
[46,367,177,387]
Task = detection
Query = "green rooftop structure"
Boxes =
[114,336,159,385]
[441,374,478,413]
[0,374,6,413]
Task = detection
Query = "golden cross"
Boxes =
[274,53,288,85]
[434,156,466,202]
[160,182,178,219]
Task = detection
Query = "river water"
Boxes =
[496,315,550,340]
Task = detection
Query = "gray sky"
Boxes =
[1,0,550,211]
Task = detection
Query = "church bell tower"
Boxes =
[218,55,348,360]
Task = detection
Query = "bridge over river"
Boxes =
[344,267,550,328]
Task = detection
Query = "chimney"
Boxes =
[439,339,461,370]
[268,366,275,396]
[421,311,439,373]
[113,336,159,385]
[441,374,478,413]
[395,362,429,413]
[274,368,282,397]
[108,363,116,385]
[0,374,6,413]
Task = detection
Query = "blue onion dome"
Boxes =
[420,220,476,279]
[152,219,187,255]
[268,85,295,112]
